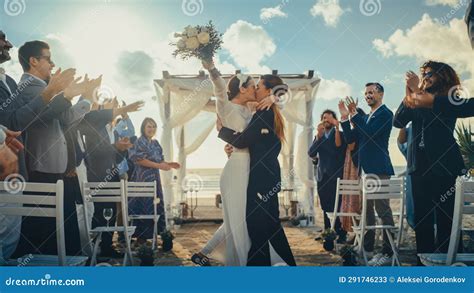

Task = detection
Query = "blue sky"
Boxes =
[1,0,472,168]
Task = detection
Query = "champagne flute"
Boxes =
[103,208,113,228]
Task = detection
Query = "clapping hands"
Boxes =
[338,96,357,120]
[43,68,76,102]
[405,71,421,94]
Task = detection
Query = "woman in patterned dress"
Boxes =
[128,117,180,244]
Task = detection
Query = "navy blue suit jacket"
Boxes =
[308,128,346,182]
[341,104,395,176]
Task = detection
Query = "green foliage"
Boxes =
[456,123,474,171]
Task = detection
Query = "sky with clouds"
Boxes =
[0,0,472,168]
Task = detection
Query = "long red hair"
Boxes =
[260,75,286,142]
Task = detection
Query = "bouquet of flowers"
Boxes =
[170,21,223,62]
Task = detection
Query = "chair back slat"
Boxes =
[83,189,122,196]
[0,182,57,193]
[0,193,56,205]
[86,196,121,203]
[127,193,154,198]
[0,206,56,217]
[364,193,404,200]
[463,205,474,214]
[84,182,122,188]
[127,187,155,192]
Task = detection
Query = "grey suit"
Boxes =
[18,73,91,174]
[0,73,72,178]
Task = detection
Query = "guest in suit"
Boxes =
[218,74,296,266]
[12,40,93,257]
[0,32,77,179]
[394,61,465,265]
[308,110,347,245]
[80,99,143,257]
[339,83,395,266]
[0,32,76,259]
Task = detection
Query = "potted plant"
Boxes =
[290,217,300,227]
[298,214,308,227]
[339,245,358,266]
[161,230,174,252]
[321,228,337,251]
[456,123,474,176]
[137,244,155,266]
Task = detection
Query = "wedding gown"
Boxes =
[201,69,287,266]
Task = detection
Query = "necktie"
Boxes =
[0,68,12,95]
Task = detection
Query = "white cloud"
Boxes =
[316,78,352,100]
[425,0,460,7]
[260,5,288,22]
[310,0,345,28]
[373,13,474,92]
[222,20,276,73]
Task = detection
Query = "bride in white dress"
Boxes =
[191,60,287,266]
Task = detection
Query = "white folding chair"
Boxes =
[356,176,405,266]
[0,180,88,266]
[419,177,474,266]
[82,180,135,266]
[126,181,160,249]
[330,179,361,247]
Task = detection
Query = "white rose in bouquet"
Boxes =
[197,32,210,44]
[186,27,198,37]
[185,37,200,49]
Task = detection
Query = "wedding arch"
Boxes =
[154,70,321,227]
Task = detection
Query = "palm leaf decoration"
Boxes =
[456,122,474,172]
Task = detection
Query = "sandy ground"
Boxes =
[112,198,473,266]
[139,199,422,266]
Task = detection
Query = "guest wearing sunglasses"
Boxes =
[394,61,465,264]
